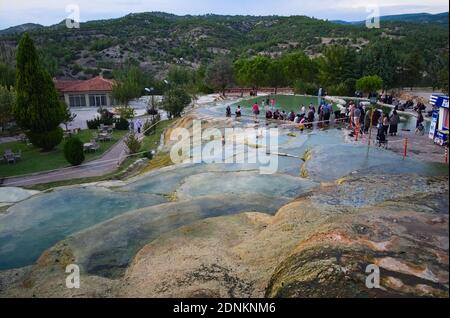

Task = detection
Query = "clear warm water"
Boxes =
[0,187,166,270]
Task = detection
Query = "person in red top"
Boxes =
[252,103,260,122]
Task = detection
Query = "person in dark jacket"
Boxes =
[389,110,400,136]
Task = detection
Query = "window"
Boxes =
[89,94,107,107]
[69,95,86,107]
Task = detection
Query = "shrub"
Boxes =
[87,116,129,130]
[115,105,135,120]
[294,80,318,95]
[114,117,130,130]
[356,75,384,95]
[162,87,191,117]
[86,117,102,129]
[125,133,141,154]
[64,137,85,166]
[27,127,63,151]
[328,82,353,97]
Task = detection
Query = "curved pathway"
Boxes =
[1,136,129,187]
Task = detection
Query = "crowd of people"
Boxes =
[225,96,430,145]
[345,100,402,144]
[226,99,337,131]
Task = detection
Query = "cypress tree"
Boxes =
[14,33,65,150]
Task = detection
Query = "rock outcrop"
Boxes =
[2,175,447,298]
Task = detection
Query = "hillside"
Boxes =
[333,11,449,25]
[0,23,44,35]
[0,12,448,80]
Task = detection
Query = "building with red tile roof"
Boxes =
[54,76,115,108]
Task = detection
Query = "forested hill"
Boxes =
[0,12,448,81]
[332,12,449,25]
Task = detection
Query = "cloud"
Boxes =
[0,0,448,29]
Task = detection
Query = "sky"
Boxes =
[0,0,448,30]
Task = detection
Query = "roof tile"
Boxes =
[54,76,114,93]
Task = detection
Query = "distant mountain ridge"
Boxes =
[1,11,448,35]
[0,23,44,35]
[332,12,449,25]
[0,11,448,80]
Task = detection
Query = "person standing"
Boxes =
[382,113,390,136]
[323,103,331,125]
[318,104,324,127]
[389,110,400,136]
[363,108,373,134]
[252,103,260,122]
[415,111,425,135]
[136,119,143,134]
[359,104,365,131]
[416,111,424,128]
[349,102,356,128]
[307,107,315,128]
[353,105,361,134]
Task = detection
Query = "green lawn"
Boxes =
[235,95,337,113]
[0,129,127,178]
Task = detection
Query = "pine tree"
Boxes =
[14,33,65,150]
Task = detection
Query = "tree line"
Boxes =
[223,44,448,96]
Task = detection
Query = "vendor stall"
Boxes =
[429,94,449,146]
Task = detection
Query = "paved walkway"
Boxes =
[0,136,21,145]
[1,136,129,187]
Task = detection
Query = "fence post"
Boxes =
[445,146,448,164]
[403,138,408,160]
[355,123,360,141]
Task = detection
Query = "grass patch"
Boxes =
[140,119,175,153]
[301,148,313,162]
[234,95,338,113]
[0,129,127,178]
[142,152,173,173]
[300,148,313,178]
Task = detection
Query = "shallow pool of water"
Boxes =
[0,187,166,270]
[304,143,448,182]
